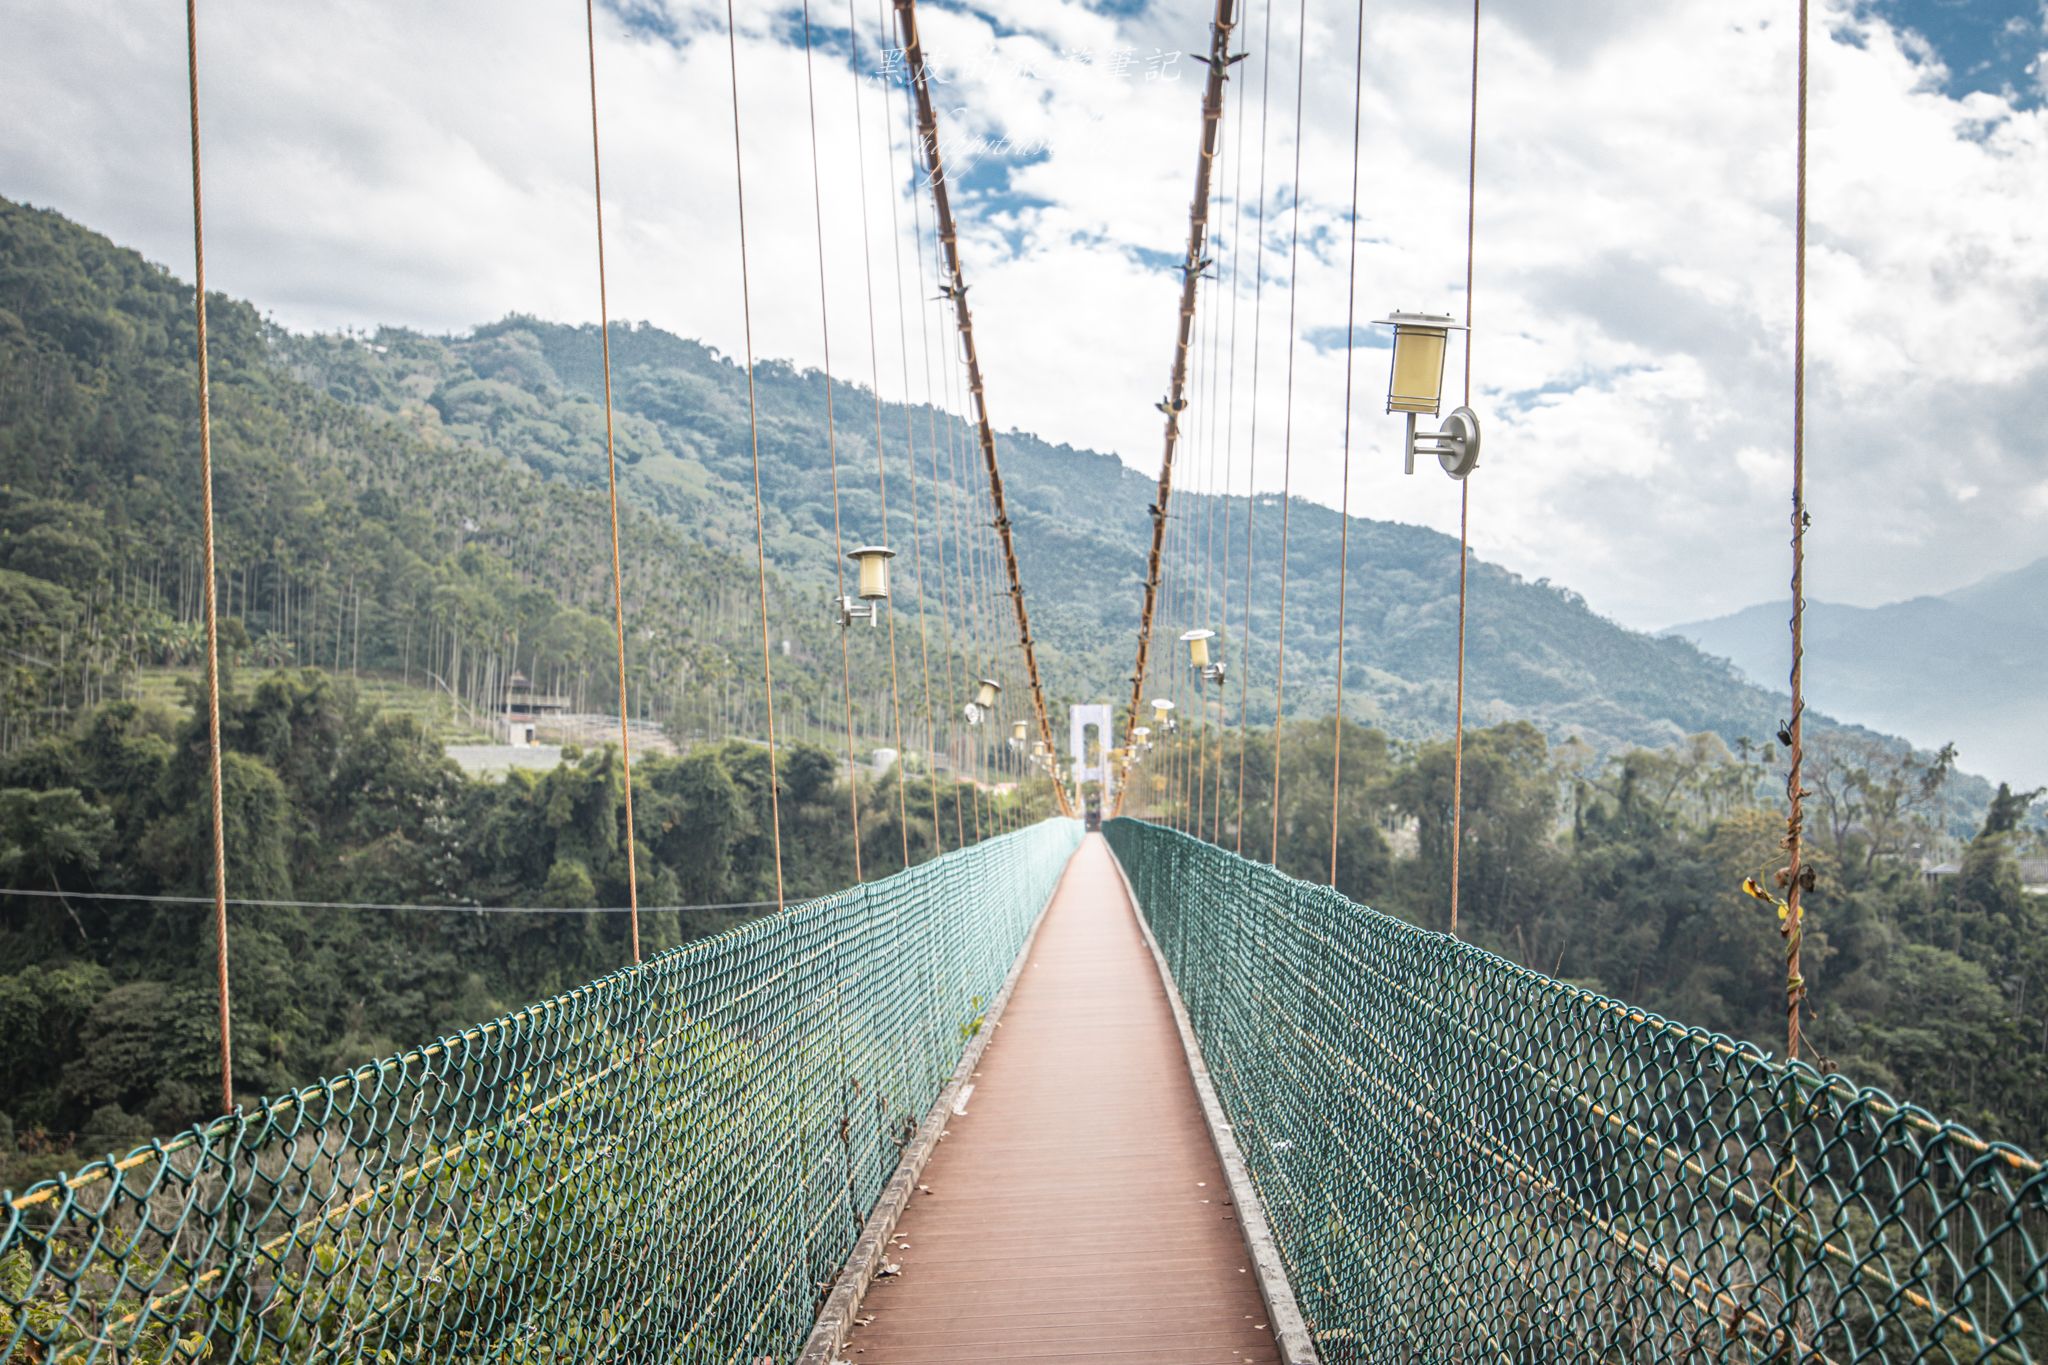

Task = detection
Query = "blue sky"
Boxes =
[1887,0,2044,100]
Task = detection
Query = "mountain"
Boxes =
[0,195,1995,817]
[1667,560,2048,788]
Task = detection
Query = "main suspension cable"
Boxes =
[1113,0,1241,816]
[584,0,643,955]
[183,0,235,1115]
[722,0,786,908]
[895,0,1074,819]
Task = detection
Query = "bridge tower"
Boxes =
[1067,702,1114,809]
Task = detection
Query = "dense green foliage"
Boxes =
[0,669,1050,1192]
[0,196,1005,763]
[1126,717,2048,1152]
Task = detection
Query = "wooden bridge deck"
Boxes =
[843,834,1280,1364]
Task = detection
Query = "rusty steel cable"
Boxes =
[1235,0,1278,855]
[183,0,235,1116]
[1448,0,1480,937]
[584,0,644,956]
[849,0,913,870]
[941,350,983,842]
[882,20,946,861]
[1212,25,1253,847]
[722,0,786,909]
[928,338,968,849]
[1265,0,1309,866]
[1113,0,1241,815]
[1785,0,1812,1066]
[896,0,1073,820]
[798,0,866,881]
[1329,0,1368,886]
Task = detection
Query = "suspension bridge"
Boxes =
[3,0,2044,1360]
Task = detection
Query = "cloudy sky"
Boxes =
[3,0,2044,631]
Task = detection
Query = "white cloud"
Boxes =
[1,0,2043,631]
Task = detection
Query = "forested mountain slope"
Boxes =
[281,284,1995,783]
[0,194,2000,819]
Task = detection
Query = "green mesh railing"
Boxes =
[1105,817,2047,1364]
[1,818,1081,1364]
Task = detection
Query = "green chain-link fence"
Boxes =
[1106,817,2047,1363]
[1,817,1081,1363]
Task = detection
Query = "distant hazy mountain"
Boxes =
[1667,560,2048,788]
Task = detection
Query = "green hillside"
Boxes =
[0,197,994,767]
[0,193,1994,825]
[279,284,1968,771]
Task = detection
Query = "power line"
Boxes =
[0,887,785,916]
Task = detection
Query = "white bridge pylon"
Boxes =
[1068,703,1114,802]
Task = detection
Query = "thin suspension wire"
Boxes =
[1195,163,1227,840]
[1329,0,1368,886]
[885,24,945,859]
[183,0,234,1116]
[1235,0,1278,855]
[722,0,786,909]
[850,0,912,869]
[584,0,642,957]
[1266,0,1309,865]
[1448,0,1480,936]
[898,0,1074,819]
[799,0,865,880]
[1192,332,1212,831]
[1213,23,1252,846]
[943,350,983,842]
[927,315,967,848]
[1784,0,1812,1065]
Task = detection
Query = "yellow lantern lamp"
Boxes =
[850,545,895,599]
[1180,628,1225,685]
[1374,310,1479,479]
[837,545,896,626]
[965,677,1001,725]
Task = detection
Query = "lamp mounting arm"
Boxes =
[1404,406,1481,480]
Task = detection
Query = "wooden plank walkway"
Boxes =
[842,834,1280,1365]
